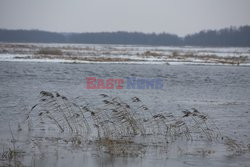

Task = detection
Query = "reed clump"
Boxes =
[25,91,228,157]
[0,147,25,167]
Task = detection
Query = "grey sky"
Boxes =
[0,0,250,36]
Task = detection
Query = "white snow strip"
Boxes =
[0,53,250,66]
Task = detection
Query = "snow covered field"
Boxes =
[0,43,250,65]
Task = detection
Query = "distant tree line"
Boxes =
[184,26,250,47]
[0,25,250,46]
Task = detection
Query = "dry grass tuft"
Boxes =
[0,148,25,167]
[23,91,225,157]
[140,51,163,58]
[223,136,250,155]
[36,48,63,55]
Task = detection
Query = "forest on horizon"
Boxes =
[0,25,250,47]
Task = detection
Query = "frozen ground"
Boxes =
[0,43,250,65]
[0,60,250,167]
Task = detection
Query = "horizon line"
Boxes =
[1,24,249,37]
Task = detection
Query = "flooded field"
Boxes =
[0,43,250,65]
[0,47,250,166]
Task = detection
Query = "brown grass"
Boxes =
[28,54,134,62]
[36,48,63,55]
[138,50,248,65]
[169,51,247,65]
[139,51,163,58]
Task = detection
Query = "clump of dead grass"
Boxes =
[223,136,250,155]
[139,51,163,58]
[36,47,63,55]
[96,138,145,156]
[169,51,247,65]
[24,91,225,157]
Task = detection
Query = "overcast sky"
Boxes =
[0,0,250,36]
